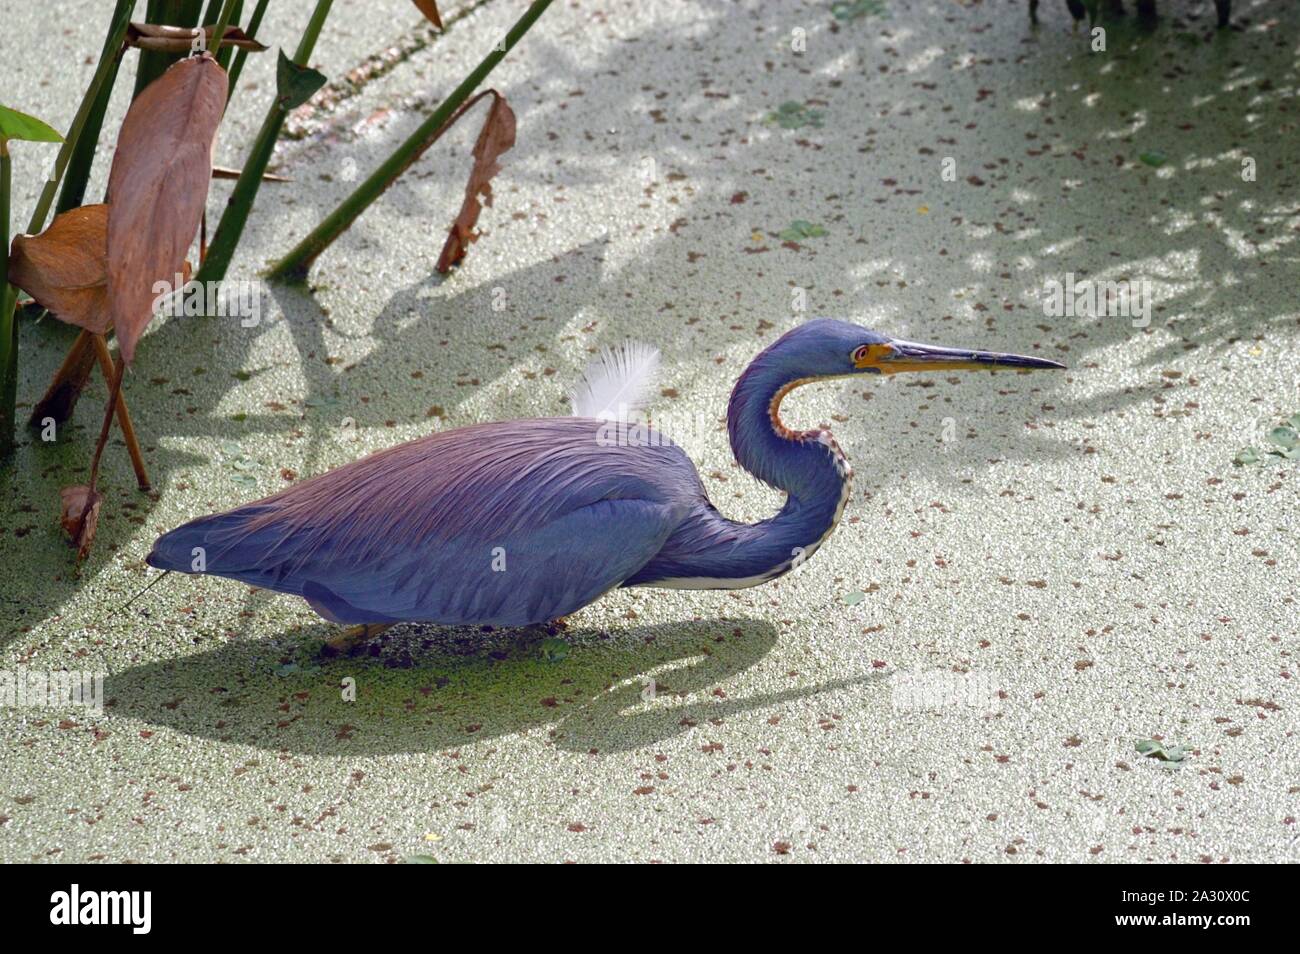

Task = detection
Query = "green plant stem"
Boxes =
[131,0,204,100]
[206,0,241,63]
[27,8,136,234]
[225,0,270,101]
[56,0,136,215]
[196,0,334,284]
[292,0,332,61]
[216,0,244,69]
[1,147,16,460]
[132,0,164,97]
[267,0,555,282]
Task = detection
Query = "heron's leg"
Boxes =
[323,622,394,656]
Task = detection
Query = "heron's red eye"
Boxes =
[851,345,871,364]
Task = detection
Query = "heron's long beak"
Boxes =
[856,340,1066,375]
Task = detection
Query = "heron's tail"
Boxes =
[147,505,300,589]
[146,518,214,573]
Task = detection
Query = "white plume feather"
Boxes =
[569,340,662,420]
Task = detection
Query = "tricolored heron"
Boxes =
[147,319,1063,651]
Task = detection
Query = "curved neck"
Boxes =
[633,356,852,589]
[727,359,850,505]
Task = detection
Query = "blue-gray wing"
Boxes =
[147,418,700,626]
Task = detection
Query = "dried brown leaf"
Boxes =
[107,53,227,364]
[412,0,444,30]
[211,165,290,182]
[60,485,103,560]
[7,204,110,333]
[126,22,268,52]
[435,92,516,274]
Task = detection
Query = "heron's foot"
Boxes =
[321,622,394,657]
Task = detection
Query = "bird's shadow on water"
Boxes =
[105,616,878,755]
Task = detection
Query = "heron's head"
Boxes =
[771,318,1066,378]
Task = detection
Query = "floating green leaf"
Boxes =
[831,0,887,21]
[1232,446,1259,467]
[0,103,63,146]
[1266,426,1297,450]
[1233,413,1300,466]
[275,49,327,110]
[540,637,568,663]
[779,220,828,242]
[404,854,439,864]
[222,441,261,486]
[1138,151,1167,168]
[1135,738,1189,764]
[765,101,824,130]
[842,590,865,606]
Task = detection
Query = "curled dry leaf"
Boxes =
[435,92,516,274]
[60,485,103,560]
[107,53,226,364]
[412,0,445,30]
[125,23,268,52]
[7,204,110,333]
